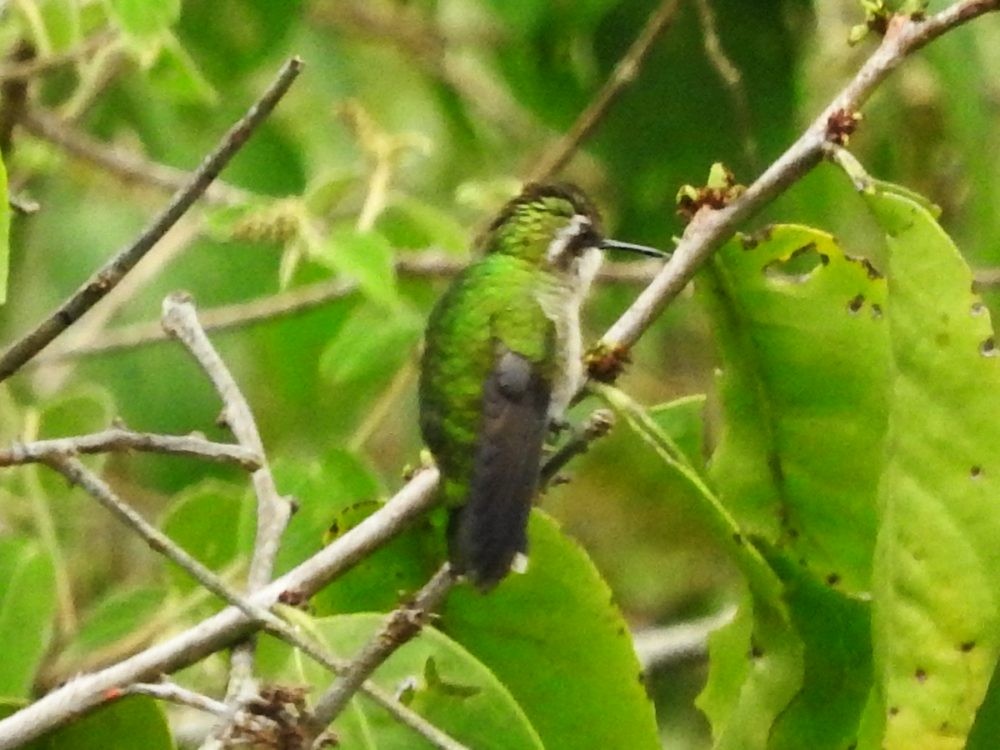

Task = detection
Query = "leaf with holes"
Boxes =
[864,182,1000,749]
[697,225,889,593]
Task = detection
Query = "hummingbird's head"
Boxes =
[481,183,665,284]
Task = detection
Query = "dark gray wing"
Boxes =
[447,348,550,590]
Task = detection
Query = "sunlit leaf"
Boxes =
[864,182,1000,749]
[698,225,889,593]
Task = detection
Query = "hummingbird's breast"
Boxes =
[535,247,603,418]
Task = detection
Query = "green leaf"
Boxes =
[58,586,171,667]
[697,225,889,593]
[597,385,803,749]
[768,555,873,750]
[147,33,218,105]
[376,195,469,254]
[159,480,254,593]
[319,307,422,388]
[30,695,174,749]
[440,511,659,750]
[863,182,1000,748]
[316,227,400,308]
[258,612,544,749]
[0,538,56,699]
[106,0,180,39]
[0,153,9,305]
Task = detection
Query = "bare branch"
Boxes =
[527,0,681,181]
[0,428,260,469]
[161,293,293,702]
[0,56,303,383]
[0,466,440,749]
[126,682,230,717]
[20,108,249,206]
[600,1,1000,354]
[304,564,458,745]
[43,456,270,615]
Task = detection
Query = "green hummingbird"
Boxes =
[418,183,665,590]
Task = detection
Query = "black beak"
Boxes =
[600,238,669,258]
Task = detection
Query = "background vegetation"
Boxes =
[1,0,1000,748]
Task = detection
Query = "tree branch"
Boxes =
[125,682,230,717]
[0,428,261,469]
[0,56,303,383]
[304,564,457,745]
[527,0,681,181]
[0,466,441,749]
[599,1,1000,354]
[41,455,461,750]
[161,293,293,704]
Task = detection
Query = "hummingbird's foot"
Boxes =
[548,416,571,437]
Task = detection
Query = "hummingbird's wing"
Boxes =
[447,346,551,590]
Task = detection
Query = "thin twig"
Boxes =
[527,0,681,181]
[30,256,662,365]
[42,455,460,749]
[539,408,616,488]
[20,109,249,205]
[599,1,1000,354]
[694,0,758,167]
[44,456,269,617]
[0,56,303,383]
[161,293,293,704]
[0,466,441,749]
[126,682,230,717]
[0,31,117,82]
[304,564,457,745]
[0,428,261,469]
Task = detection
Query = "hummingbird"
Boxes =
[418,183,666,590]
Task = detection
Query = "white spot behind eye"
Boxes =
[546,214,591,263]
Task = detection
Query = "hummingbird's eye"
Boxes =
[566,225,600,256]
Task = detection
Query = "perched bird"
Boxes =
[418,183,665,590]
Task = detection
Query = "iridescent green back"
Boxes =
[418,253,555,507]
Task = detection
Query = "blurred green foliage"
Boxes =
[0,0,999,748]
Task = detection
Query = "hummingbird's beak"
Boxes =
[600,238,669,259]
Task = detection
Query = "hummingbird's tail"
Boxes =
[446,349,549,590]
